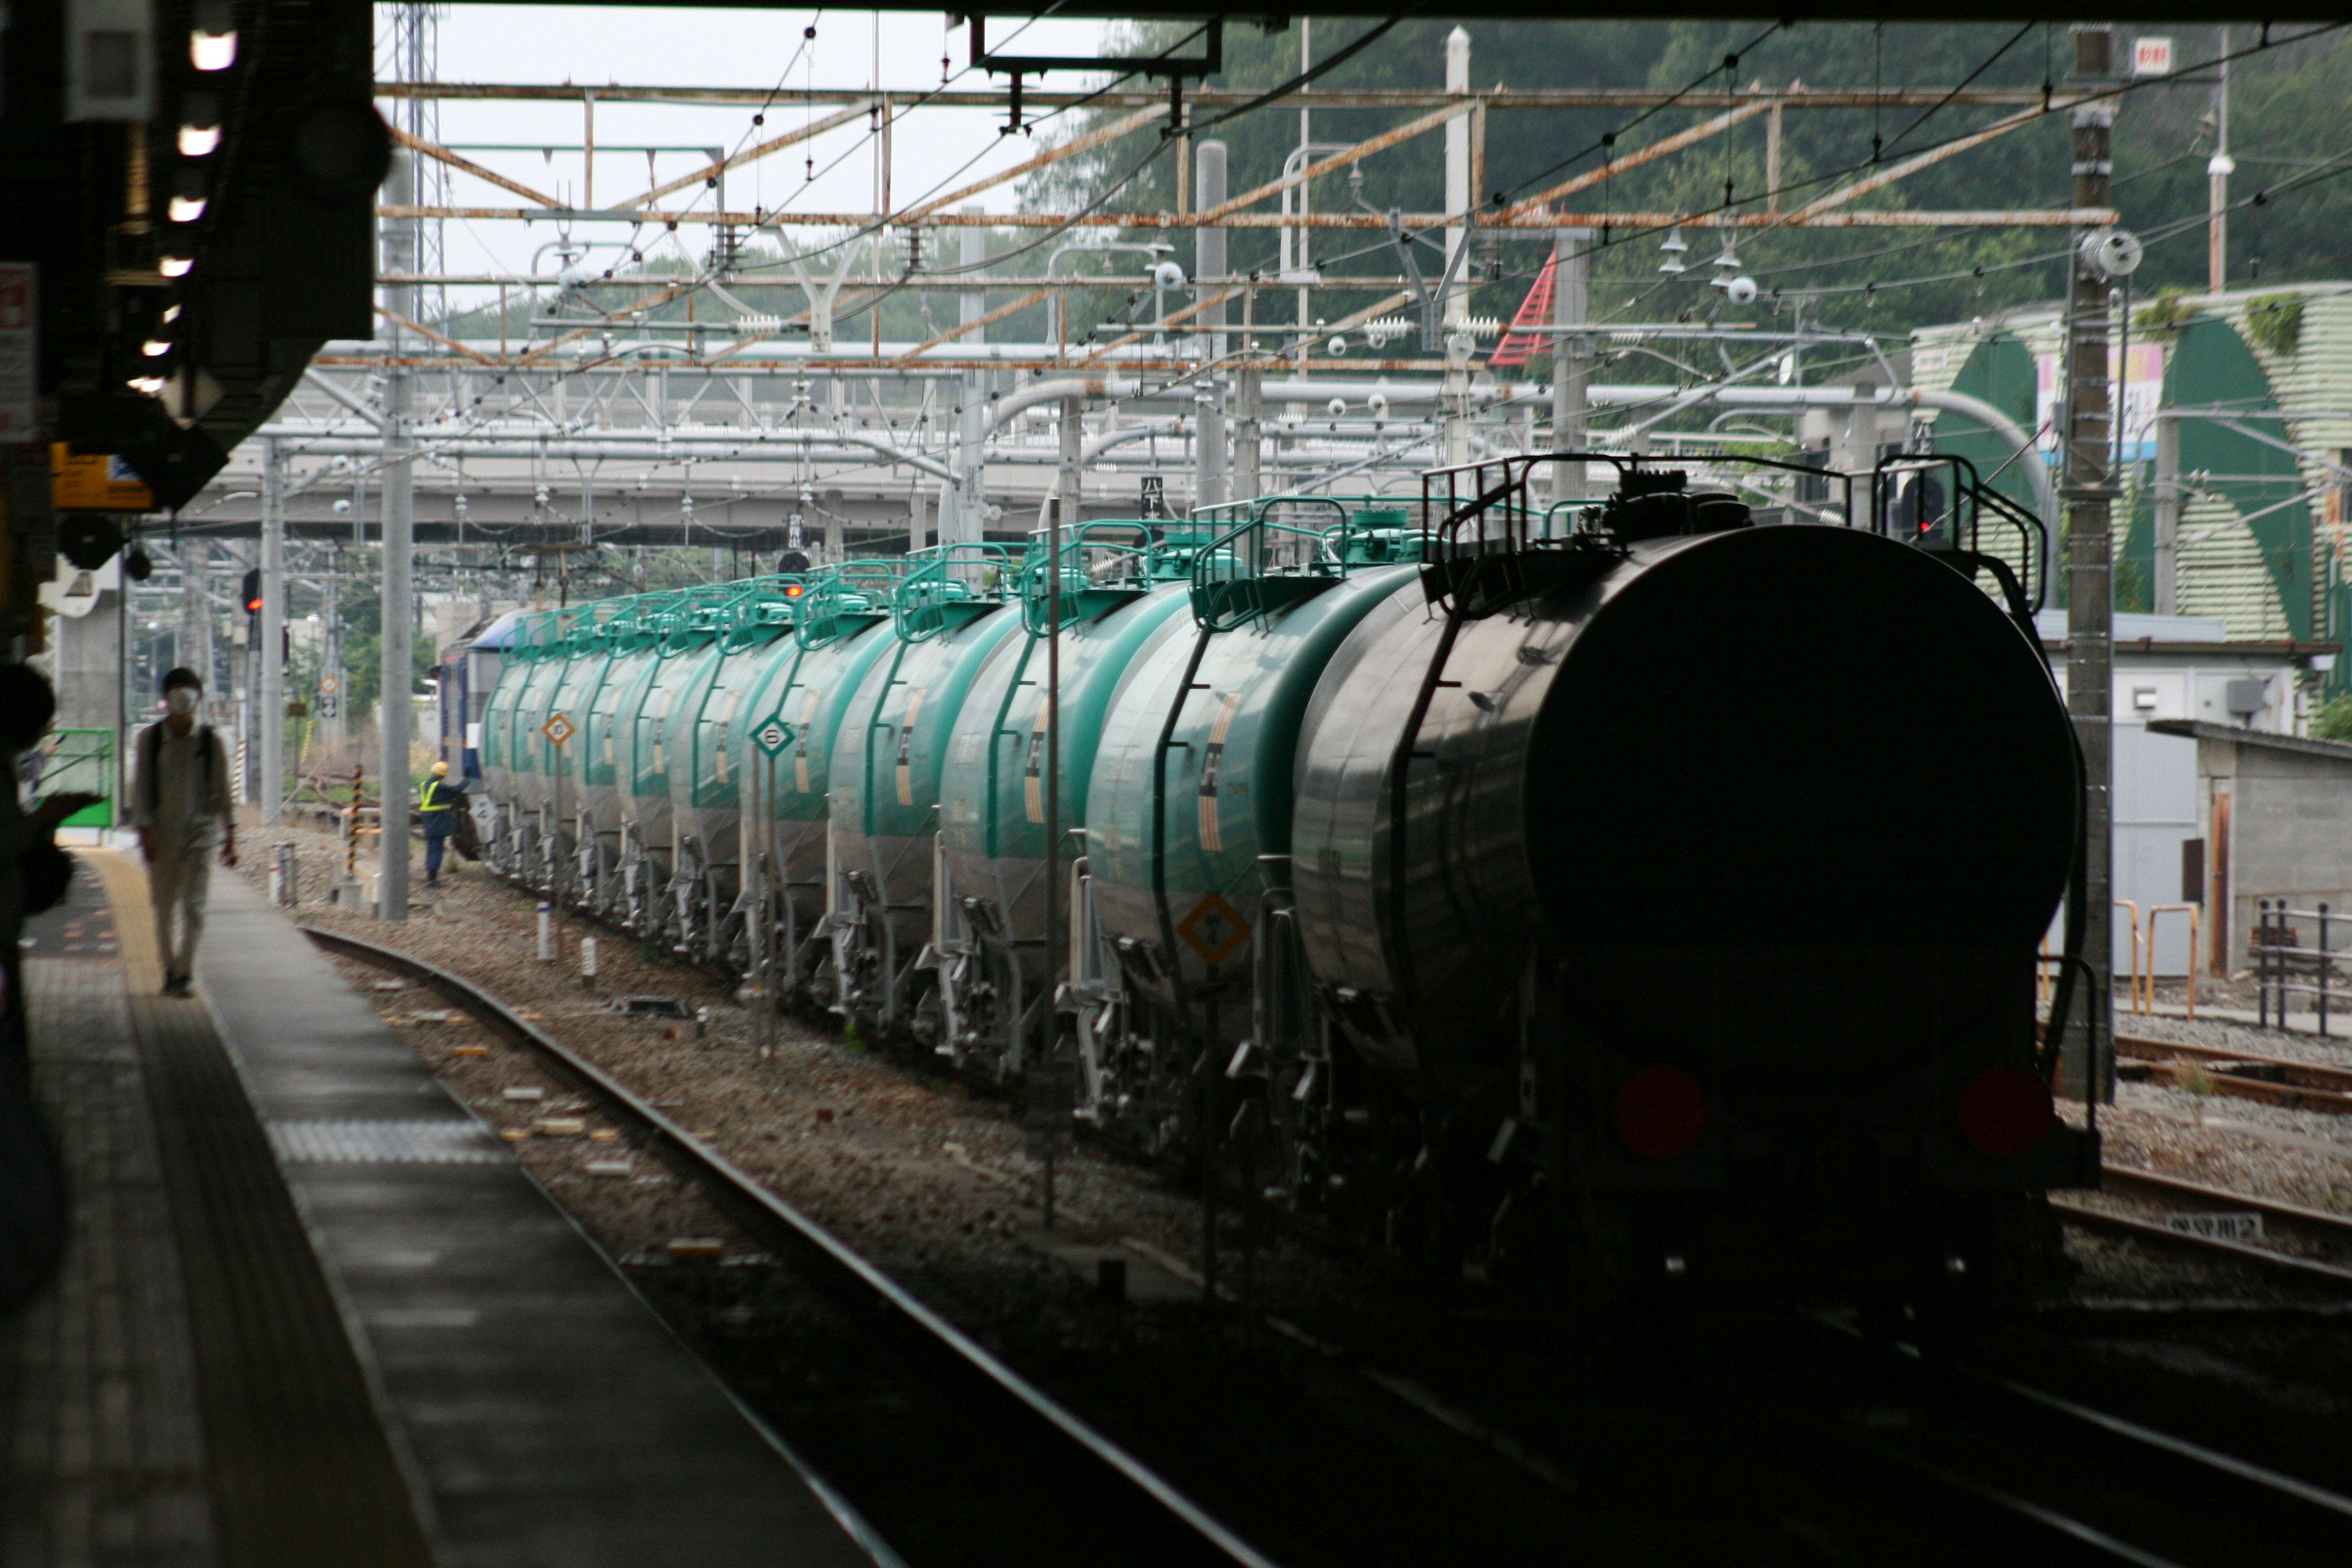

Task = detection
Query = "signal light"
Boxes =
[784,583,805,597]
[1613,1065,1706,1158]
[1958,1067,2051,1159]
[241,568,263,616]
[160,256,193,279]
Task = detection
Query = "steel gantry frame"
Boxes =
[184,44,2136,549]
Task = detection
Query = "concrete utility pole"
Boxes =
[380,148,418,921]
[1058,394,1084,527]
[258,440,285,826]
[949,208,989,545]
[1194,140,1229,511]
[1551,225,1593,503]
[1233,363,1262,503]
[2063,25,2117,1099]
[2153,410,2180,616]
[1442,27,1473,468]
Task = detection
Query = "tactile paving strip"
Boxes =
[269,1119,507,1165]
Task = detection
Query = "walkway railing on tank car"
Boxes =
[895,543,1017,643]
[1018,523,1155,635]
[720,576,810,651]
[1186,495,1344,633]
[795,559,908,651]
[1869,451,2049,619]
[653,583,753,657]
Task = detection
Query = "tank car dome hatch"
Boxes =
[1592,468,1753,544]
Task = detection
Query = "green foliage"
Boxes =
[2242,292,2305,358]
[2113,557,2153,616]
[2315,693,2352,743]
[1025,23,2352,339]
[2132,287,2199,340]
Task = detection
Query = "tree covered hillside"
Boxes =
[1022,21,2352,342]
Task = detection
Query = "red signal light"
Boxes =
[1613,1066,1706,1158]
[784,583,805,597]
[1958,1067,2052,1158]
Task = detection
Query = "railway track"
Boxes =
[302,925,1276,1568]
[1784,1314,2352,1568]
[2114,1032,2352,1115]
[309,916,2352,1567]
[2055,1163,2352,1290]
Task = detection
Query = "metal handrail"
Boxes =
[1018,523,1155,635]
[794,559,907,650]
[895,542,1016,643]
[2144,903,2200,1019]
[2257,898,2341,1035]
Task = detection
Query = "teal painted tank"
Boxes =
[753,564,903,961]
[495,611,573,812]
[827,546,1027,1033]
[624,586,738,886]
[679,578,804,883]
[542,601,632,865]
[931,525,1201,1069]
[579,594,675,858]
[476,616,540,805]
[1082,503,1423,1138]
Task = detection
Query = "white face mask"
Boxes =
[165,687,200,716]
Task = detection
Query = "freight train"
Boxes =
[468,453,2098,1326]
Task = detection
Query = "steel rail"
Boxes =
[2052,1196,2352,1289]
[1802,1313,2352,1564]
[2113,1033,2352,1114]
[299,925,1280,1568]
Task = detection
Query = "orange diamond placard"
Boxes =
[1175,891,1251,967]
[543,712,577,747]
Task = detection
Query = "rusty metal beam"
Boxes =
[315,352,1462,374]
[891,287,1052,366]
[390,126,559,208]
[1783,101,2054,225]
[1073,285,1248,366]
[1494,100,1772,225]
[631,100,876,208]
[385,203,2117,230]
[374,306,496,364]
[513,278,698,366]
[373,81,2082,112]
[1199,102,1469,223]
[893,105,1167,227]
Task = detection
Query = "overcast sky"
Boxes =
[387,6,1110,306]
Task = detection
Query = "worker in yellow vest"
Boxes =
[419,761,469,888]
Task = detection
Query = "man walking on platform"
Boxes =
[132,668,235,996]
[419,760,467,888]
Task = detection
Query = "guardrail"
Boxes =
[2256,899,2343,1035]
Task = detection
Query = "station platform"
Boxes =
[0,853,875,1568]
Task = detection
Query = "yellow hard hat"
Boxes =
[431,760,450,776]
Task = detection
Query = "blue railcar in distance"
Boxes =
[439,608,527,781]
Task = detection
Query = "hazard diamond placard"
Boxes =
[1175,891,1251,967]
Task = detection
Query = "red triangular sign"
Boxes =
[1488,251,1558,369]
